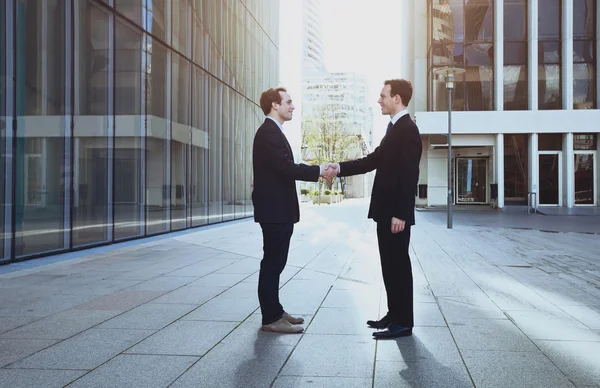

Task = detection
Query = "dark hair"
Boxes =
[259,87,287,115]
[384,79,412,106]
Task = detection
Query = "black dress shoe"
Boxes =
[372,324,412,339]
[367,316,391,329]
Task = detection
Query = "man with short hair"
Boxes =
[326,79,422,339]
[252,87,335,333]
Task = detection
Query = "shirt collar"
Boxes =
[266,116,284,132]
[390,109,409,125]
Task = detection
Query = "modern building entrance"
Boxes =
[455,158,488,204]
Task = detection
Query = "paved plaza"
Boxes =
[0,198,599,387]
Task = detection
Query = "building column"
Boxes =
[494,0,504,111]
[563,133,574,207]
[400,0,415,115]
[562,0,574,109]
[529,133,539,206]
[496,134,505,208]
[528,0,538,110]
[597,134,600,205]
[413,0,428,112]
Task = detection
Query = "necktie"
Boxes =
[386,121,393,134]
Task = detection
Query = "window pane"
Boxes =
[208,77,222,223]
[116,0,143,26]
[538,0,561,40]
[538,134,562,151]
[574,0,595,40]
[539,42,562,110]
[115,18,144,239]
[171,54,190,230]
[574,40,596,109]
[504,0,527,41]
[191,67,208,226]
[574,154,595,204]
[146,38,169,234]
[0,0,6,260]
[222,86,234,222]
[448,0,465,42]
[574,134,597,150]
[234,93,245,219]
[172,0,190,56]
[73,1,110,247]
[145,0,166,41]
[465,44,494,111]
[15,0,67,257]
[504,135,528,202]
[504,42,528,110]
[465,0,493,42]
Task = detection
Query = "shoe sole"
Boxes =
[260,326,304,334]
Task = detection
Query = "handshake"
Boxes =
[319,162,340,181]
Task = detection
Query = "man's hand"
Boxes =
[391,217,405,234]
[320,162,339,181]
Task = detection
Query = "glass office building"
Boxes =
[0,0,279,263]
[400,0,600,210]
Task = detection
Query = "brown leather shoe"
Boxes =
[283,312,304,325]
[261,318,304,334]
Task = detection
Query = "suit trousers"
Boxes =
[376,222,414,328]
[258,222,294,325]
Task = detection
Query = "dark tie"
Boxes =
[386,121,393,134]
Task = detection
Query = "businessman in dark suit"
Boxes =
[252,87,334,334]
[326,79,422,339]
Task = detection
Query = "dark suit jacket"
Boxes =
[252,118,320,223]
[338,114,422,225]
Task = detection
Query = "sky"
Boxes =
[279,0,403,155]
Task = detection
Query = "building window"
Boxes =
[574,134,597,150]
[573,0,596,109]
[429,0,494,112]
[504,0,528,110]
[538,0,562,110]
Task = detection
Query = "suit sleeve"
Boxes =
[389,127,421,221]
[264,127,320,182]
[337,146,381,177]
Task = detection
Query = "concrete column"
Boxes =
[528,0,538,110]
[400,0,415,116]
[529,133,539,205]
[563,133,574,207]
[494,0,504,111]
[496,134,505,208]
[562,0,574,109]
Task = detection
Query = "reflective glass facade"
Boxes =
[0,0,279,263]
[428,0,598,111]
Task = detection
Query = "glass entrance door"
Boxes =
[538,152,562,206]
[574,151,597,205]
[456,158,488,203]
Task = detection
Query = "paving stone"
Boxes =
[181,295,258,322]
[75,290,165,311]
[448,319,538,351]
[280,334,375,377]
[462,350,575,388]
[0,316,41,335]
[170,341,293,388]
[187,273,250,287]
[273,376,372,388]
[8,328,153,370]
[375,327,462,364]
[558,305,600,330]
[125,320,237,356]
[306,307,377,335]
[0,338,57,367]
[68,354,199,388]
[149,285,227,305]
[505,310,600,341]
[535,340,600,386]
[0,368,85,388]
[374,360,473,388]
[98,303,196,330]
[0,310,121,340]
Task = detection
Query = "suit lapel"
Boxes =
[265,119,294,160]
